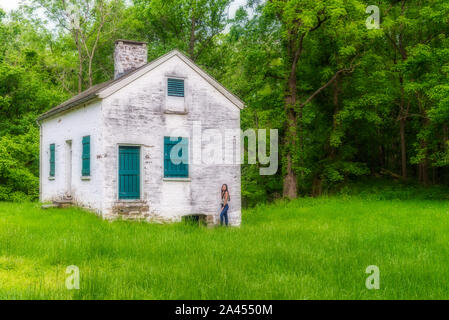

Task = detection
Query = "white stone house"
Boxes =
[37,40,244,225]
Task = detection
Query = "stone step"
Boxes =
[54,199,73,203]
[53,199,73,208]
[41,203,58,209]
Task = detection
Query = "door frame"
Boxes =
[116,144,143,201]
[65,140,72,196]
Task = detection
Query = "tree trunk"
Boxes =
[399,116,407,179]
[420,140,429,185]
[329,74,340,159]
[188,3,196,59]
[282,54,298,198]
[283,151,297,198]
[75,30,83,93]
[432,167,437,184]
[283,103,298,198]
[419,131,429,185]
[398,74,407,179]
[417,96,429,185]
[421,161,429,185]
[311,177,322,197]
[378,144,385,169]
[88,57,93,88]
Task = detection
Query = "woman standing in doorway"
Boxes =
[220,184,230,226]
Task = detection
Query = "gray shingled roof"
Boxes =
[36,63,149,121]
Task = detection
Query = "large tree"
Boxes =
[264,0,368,198]
[29,0,125,92]
[133,0,232,62]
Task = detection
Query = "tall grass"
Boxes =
[1,196,449,299]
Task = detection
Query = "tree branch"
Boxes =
[310,14,327,32]
[299,66,356,109]
[385,33,407,60]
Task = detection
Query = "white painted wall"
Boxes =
[40,101,104,213]
[102,55,241,225]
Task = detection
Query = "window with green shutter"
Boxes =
[164,137,188,178]
[167,78,184,97]
[82,136,90,176]
[49,143,55,177]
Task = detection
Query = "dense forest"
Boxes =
[0,0,448,205]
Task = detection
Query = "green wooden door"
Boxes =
[119,146,140,199]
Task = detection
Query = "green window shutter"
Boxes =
[179,137,188,177]
[164,137,188,178]
[118,146,140,199]
[82,136,90,176]
[49,144,55,177]
[167,78,184,97]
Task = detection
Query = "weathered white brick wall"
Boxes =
[102,55,242,225]
[40,101,104,212]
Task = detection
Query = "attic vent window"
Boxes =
[167,78,184,97]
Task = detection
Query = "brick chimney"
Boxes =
[114,40,148,79]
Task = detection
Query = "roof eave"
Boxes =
[36,93,99,122]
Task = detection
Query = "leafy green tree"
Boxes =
[0,12,65,200]
[254,0,369,197]
[132,0,232,61]
[1,0,449,204]
[28,0,126,91]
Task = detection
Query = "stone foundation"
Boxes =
[111,201,150,219]
[102,202,241,226]
[182,213,216,227]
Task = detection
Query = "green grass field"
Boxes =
[1,194,449,299]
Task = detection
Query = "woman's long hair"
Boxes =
[221,184,230,201]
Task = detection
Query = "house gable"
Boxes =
[98,50,244,110]
[37,49,244,122]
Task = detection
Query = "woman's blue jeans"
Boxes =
[220,204,229,226]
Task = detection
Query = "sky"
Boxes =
[0,0,249,19]
[0,0,21,12]
[228,0,249,19]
